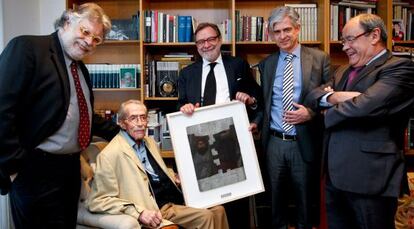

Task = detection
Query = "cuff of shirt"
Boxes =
[319,92,334,107]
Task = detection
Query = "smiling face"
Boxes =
[271,16,300,53]
[195,26,222,62]
[341,18,381,67]
[60,18,104,60]
[119,103,148,142]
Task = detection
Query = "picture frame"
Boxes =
[119,67,137,88]
[167,101,264,208]
[392,19,405,41]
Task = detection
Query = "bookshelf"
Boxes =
[68,0,403,155]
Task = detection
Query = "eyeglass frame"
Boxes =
[195,35,219,47]
[79,25,104,45]
[125,114,148,124]
[340,30,372,46]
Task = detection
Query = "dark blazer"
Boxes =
[0,32,119,194]
[178,55,261,124]
[258,46,330,162]
[305,50,414,196]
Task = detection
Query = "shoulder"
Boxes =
[223,55,248,66]
[259,53,279,67]
[180,61,201,75]
[98,134,125,160]
[302,46,328,58]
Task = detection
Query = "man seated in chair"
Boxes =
[86,99,229,229]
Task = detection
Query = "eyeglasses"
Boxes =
[340,31,370,46]
[125,115,148,124]
[195,35,219,47]
[79,25,103,45]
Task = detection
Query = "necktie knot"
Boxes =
[209,62,217,69]
[285,54,294,62]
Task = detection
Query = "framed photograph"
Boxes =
[167,101,264,208]
[120,67,137,88]
[392,19,405,41]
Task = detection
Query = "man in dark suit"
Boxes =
[177,22,261,228]
[305,14,414,229]
[0,3,119,228]
[258,6,330,229]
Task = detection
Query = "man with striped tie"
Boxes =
[257,6,330,229]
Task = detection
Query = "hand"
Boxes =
[180,103,200,115]
[174,173,181,185]
[235,92,255,105]
[327,91,361,104]
[324,86,334,93]
[10,173,18,182]
[248,123,258,133]
[283,103,312,125]
[138,210,162,228]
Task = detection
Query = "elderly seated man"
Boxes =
[86,99,229,229]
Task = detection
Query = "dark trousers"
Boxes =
[325,176,398,229]
[10,150,81,229]
[266,135,313,229]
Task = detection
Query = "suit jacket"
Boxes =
[178,55,261,124]
[0,32,119,194]
[86,133,176,226]
[305,50,414,196]
[258,46,331,162]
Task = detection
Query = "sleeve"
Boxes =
[325,58,414,128]
[86,153,145,220]
[0,37,33,194]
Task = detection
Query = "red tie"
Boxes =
[70,61,90,150]
[346,66,363,89]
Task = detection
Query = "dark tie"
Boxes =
[346,66,363,89]
[282,54,294,133]
[70,61,90,150]
[203,62,217,106]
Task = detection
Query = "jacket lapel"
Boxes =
[50,32,70,104]
[300,47,312,102]
[194,61,203,103]
[347,50,391,89]
[222,56,236,98]
[118,134,147,173]
[265,53,279,119]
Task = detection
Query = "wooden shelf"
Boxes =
[145,97,178,101]
[103,40,140,45]
[93,88,141,92]
[161,150,175,158]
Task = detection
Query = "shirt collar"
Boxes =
[120,130,145,150]
[202,54,223,68]
[366,49,387,66]
[280,44,301,60]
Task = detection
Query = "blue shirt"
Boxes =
[270,45,302,135]
[120,130,159,181]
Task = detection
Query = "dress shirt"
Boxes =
[121,130,159,181]
[201,54,230,104]
[270,45,302,135]
[36,33,92,154]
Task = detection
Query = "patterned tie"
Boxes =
[203,62,217,106]
[70,61,90,150]
[346,66,363,89]
[282,54,295,133]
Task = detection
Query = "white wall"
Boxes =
[1,0,64,48]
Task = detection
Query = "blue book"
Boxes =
[178,16,186,42]
[185,16,192,42]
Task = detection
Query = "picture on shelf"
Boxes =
[119,68,136,88]
[392,19,405,41]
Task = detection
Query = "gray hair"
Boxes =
[118,100,147,121]
[268,6,300,30]
[354,14,388,44]
[54,3,112,37]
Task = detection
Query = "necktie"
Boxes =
[70,61,90,150]
[282,54,294,133]
[346,66,363,89]
[203,62,217,106]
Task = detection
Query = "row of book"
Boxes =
[144,11,194,43]
[285,4,318,41]
[330,1,377,41]
[235,12,269,42]
[85,64,141,89]
[106,13,140,41]
[147,109,172,151]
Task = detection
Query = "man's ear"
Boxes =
[118,120,127,130]
[370,28,381,44]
